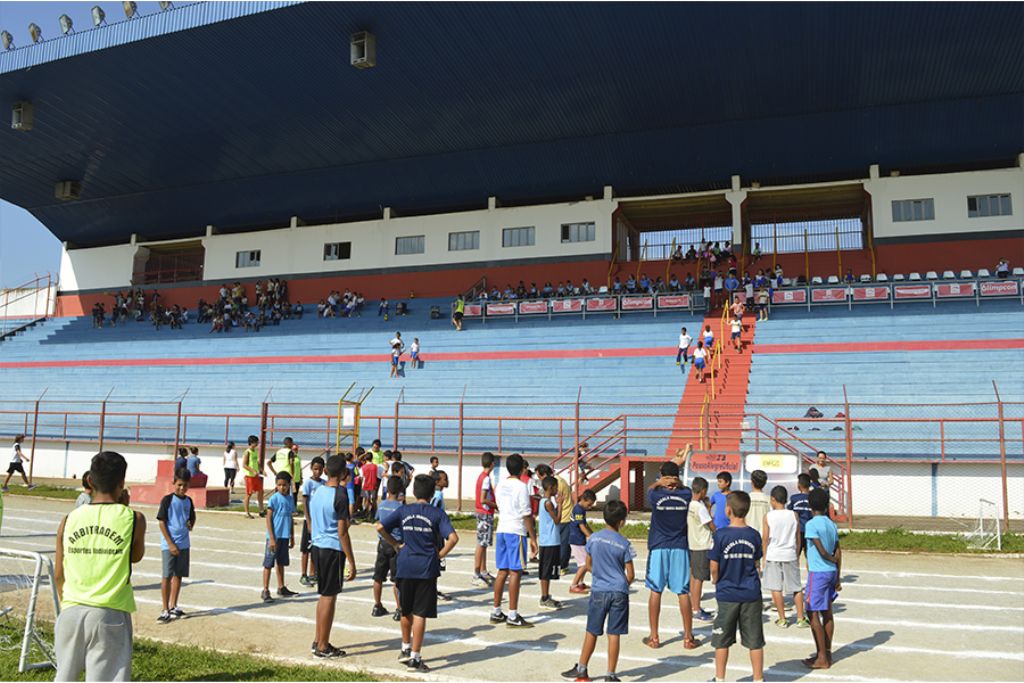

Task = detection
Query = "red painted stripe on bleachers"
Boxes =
[753,338,1024,354]
[1,337,1022,369]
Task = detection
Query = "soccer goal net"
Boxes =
[964,498,1002,551]
[0,548,59,672]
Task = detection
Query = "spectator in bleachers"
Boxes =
[757,288,770,321]
[91,303,105,329]
[581,278,593,295]
[684,272,696,291]
[685,244,698,261]
[996,259,1010,278]
[844,269,855,284]
[668,274,681,292]
[638,273,651,293]
[625,275,637,293]
[528,283,539,298]
[752,242,762,262]
[611,277,622,294]
[713,271,724,306]
[724,272,739,298]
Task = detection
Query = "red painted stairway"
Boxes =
[667,310,757,454]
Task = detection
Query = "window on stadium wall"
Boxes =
[750,217,864,254]
[643,226,733,260]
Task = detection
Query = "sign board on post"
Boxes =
[935,282,976,298]
[657,294,691,309]
[980,280,1020,297]
[342,406,356,427]
[771,289,807,304]
[621,296,654,311]
[551,298,584,313]
[851,285,890,301]
[893,284,932,299]
[687,452,742,474]
[811,287,847,303]
[485,302,515,316]
[518,300,548,315]
[586,297,617,312]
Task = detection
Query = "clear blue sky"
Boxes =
[0,1,169,288]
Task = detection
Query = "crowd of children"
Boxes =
[121,437,841,678]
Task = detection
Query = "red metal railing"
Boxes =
[2,395,1018,529]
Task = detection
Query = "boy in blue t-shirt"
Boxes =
[710,470,732,529]
[262,472,297,602]
[309,455,357,659]
[372,476,404,620]
[378,474,459,673]
[156,468,195,623]
[300,456,326,587]
[643,461,697,650]
[803,487,842,670]
[561,500,635,683]
[569,489,597,593]
[788,474,813,555]
[709,491,764,682]
[537,476,565,610]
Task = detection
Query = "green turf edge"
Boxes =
[0,620,378,682]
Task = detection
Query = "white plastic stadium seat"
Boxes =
[1014,267,1024,277]
[892,273,905,281]
[598,285,609,294]
[827,275,840,284]
[942,271,956,280]
[959,270,974,279]
[908,272,922,281]
[977,268,991,278]
[876,273,889,282]
[782,278,792,286]
[925,271,938,280]
[860,274,872,282]
[811,276,823,285]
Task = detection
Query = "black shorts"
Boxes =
[7,461,24,475]
[373,541,398,583]
[300,521,313,554]
[397,577,438,618]
[711,600,765,650]
[453,311,464,321]
[690,549,711,581]
[538,545,561,581]
[312,546,345,596]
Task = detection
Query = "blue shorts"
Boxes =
[694,359,706,369]
[704,337,714,346]
[732,331,741,339]
[644,548,690,594]
[805,571,838,612]
[346,483,355,501]
[495,533,527,572]
[411,352,419,361]
[391,356,399,366]
[586,591,629,636]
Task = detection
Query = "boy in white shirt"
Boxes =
[3,435,33,491]
[687,476,715,621]
[491,454,538,629]
[410,338,421,371]
[731,316,743,353]
[676,327,693,367]
[762,485,806,628]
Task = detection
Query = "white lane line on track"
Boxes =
[5,525,1023,616]
[5,532,1024,639]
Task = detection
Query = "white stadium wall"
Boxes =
[58,243,138,292]
[866,165,1024,240]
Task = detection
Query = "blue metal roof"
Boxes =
[0,1,1022,247]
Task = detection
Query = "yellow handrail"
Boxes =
[836,225,842,279]
[804,228,810,283]
[636,240,648,279]
[665,238,676,282]
[607,244,619,289]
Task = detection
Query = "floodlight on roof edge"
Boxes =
[123,2,138,20]
[59,14,74,35]
[28,23,42,44]
[1,30,13,51]
[92,6,107,27]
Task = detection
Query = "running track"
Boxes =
[1,338,1022,369]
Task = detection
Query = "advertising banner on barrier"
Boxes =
[463,303,483,317]
[980,280,1019,297]
[485,303,515,316]
[657,294,691,309]
[586,297,618,312]
[688,452,742,474]
[935,282,976,298]
[772,289,807,304]
[852,285,890,301]
[730,292,747,305]
[811,287,847,303]
[518,301,548,315]
[893,284,932,299]
[621,296,654,310]
[551,298,584,313]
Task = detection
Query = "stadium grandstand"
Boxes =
[0,2,1022,681]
